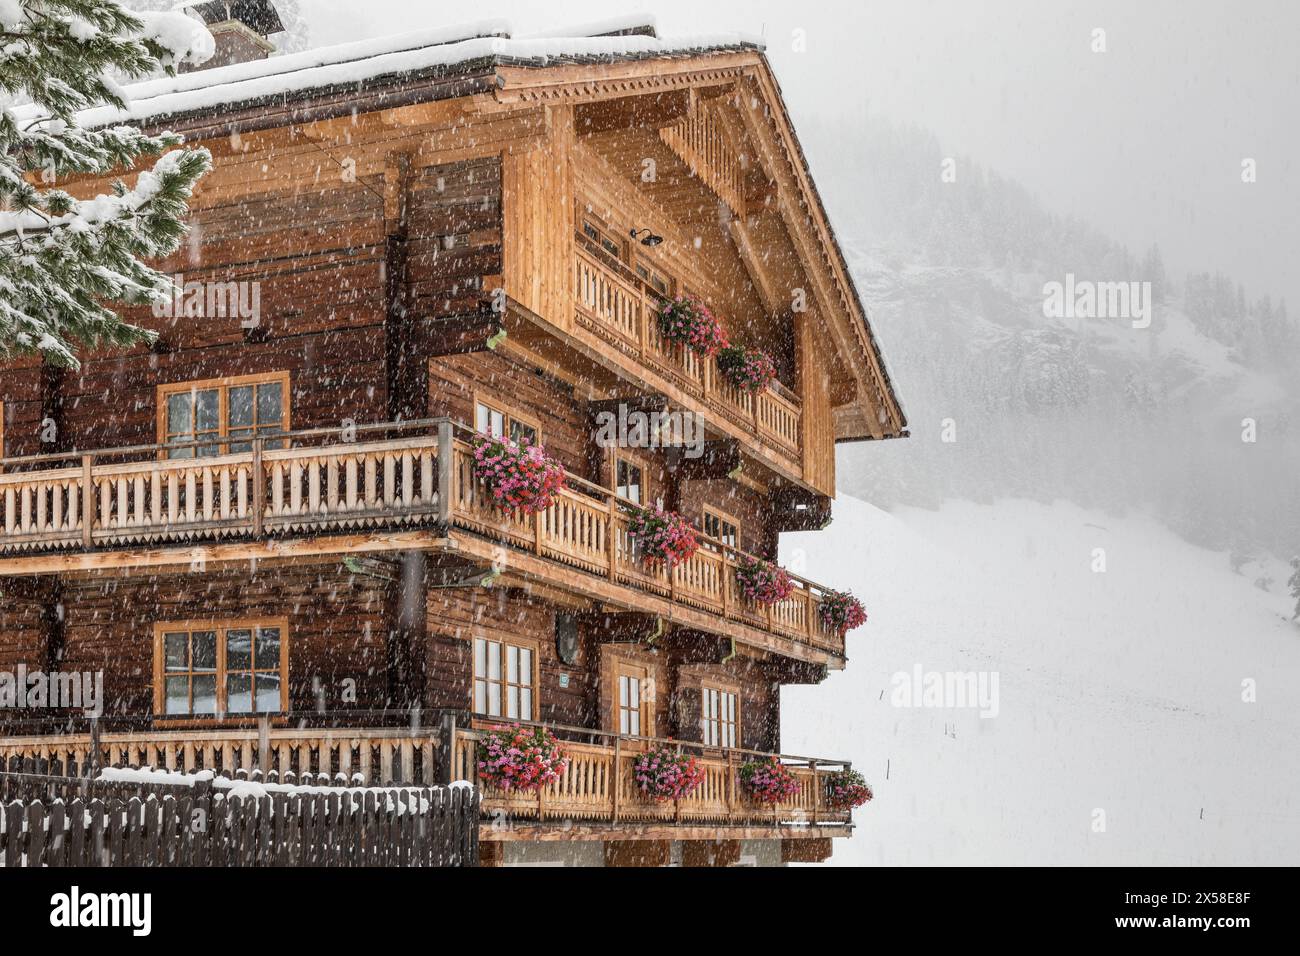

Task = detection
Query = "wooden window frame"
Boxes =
[634,256,674,299]
[614,661,652,738]
[152,617,290,724]
[612,452,646,505]
[578,206,627,263]
[156,371,290,458]
[702,504,741,550]
[472,392,542,447]
[700,680,742,750]
[471,633,541,722]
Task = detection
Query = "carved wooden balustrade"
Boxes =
[0,420,844,655]
[573,239,803,459]
[453,721,852,829]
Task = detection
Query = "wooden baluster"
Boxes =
[251,439,264,537]
[81,455,94,548]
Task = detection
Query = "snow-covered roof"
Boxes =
[68,18,764,129]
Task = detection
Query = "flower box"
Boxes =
[716,345,777,394]
[476,724,568,792]
[626,504,699,568]
[825,768,873,810]
[739,756,800,805]
[657,295,728,357]
[818,589,867,634]
[633,745,706,801]
[471,431,566,515]
[735,557,795,605]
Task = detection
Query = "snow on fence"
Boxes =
[0,768,479,867]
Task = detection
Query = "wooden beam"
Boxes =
[480,822,850,843]
[574,90,692,135]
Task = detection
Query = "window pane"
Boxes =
[520,688,532,721]
[255,627,280,669]
[629,710,640,736]
[474,679,486,714]
[167,393,192,436]
[487,681,501,716]
[506,645,518,683]
[227,673,252,714]
[519,648,532,686]
[255,674,281,713]
[195,389,219,431]
[164,633,188,671]
[191,631,217,671]
[226,629,252,670]
[165,676,190,715]
[475,404,490,433]
[474,638,486,676]
[228,385,254,428]
[486,641,501,680]
[228,428,252,454]
[510,421,536,446]
[192,675,217,715]
[619,708,629,735]
[629,678,640,710]
[507,685,519,719]
[257,383,282,427]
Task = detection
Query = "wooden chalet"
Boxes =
[0,5,906,867]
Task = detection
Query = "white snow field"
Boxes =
[782,495,1300,865]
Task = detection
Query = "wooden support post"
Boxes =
[87,717,101,778]
[250,438,264,537]
[80,455,94,548]
[256,717,271,772]
[606,496,618,580]
[611,736,621,824]
[809,759,819,825]
[437,712,456,785]
[437,420,453,527]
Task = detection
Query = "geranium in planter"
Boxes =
[818,589,868,634]
[825,768,873,810]
[735,557,795,605]
[739,756,801,805]
[476,724,568,792]
[716,345,777,394]
[658,295,728,357]
[633,745,706,802]
[626,504,699,568]
[471,431,566,515]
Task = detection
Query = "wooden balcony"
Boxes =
[0,716,856,841]
[453,721,853,838]
[0,420,844,662]
[573,240,803,460]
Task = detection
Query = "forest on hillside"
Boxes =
[801,112,1300,567]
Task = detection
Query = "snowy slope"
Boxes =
[781,495,1300,865]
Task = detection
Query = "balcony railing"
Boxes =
[454,721,851,830]
[573,239,803,459]
[0,419,843,654]
[0,716,855,832]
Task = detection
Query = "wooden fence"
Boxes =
[0,770,478,867]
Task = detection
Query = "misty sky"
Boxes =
[296,0,1298,306]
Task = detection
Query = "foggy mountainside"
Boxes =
[801,112,1300,564]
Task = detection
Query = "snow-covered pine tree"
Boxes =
[0,0,214,367]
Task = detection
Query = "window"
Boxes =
[474,398,539,447]
[581,218,622,260]
[617,666,648,736]
[701,685,739,748]
[635,260,671,298]
[615,457,643,504]
[473,636,536,720]
[702,507,739,550]
[155,620,287,718]
[158,372,288,458]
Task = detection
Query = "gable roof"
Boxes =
[33,18,905,439]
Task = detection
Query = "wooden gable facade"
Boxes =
[0,18,903,865]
